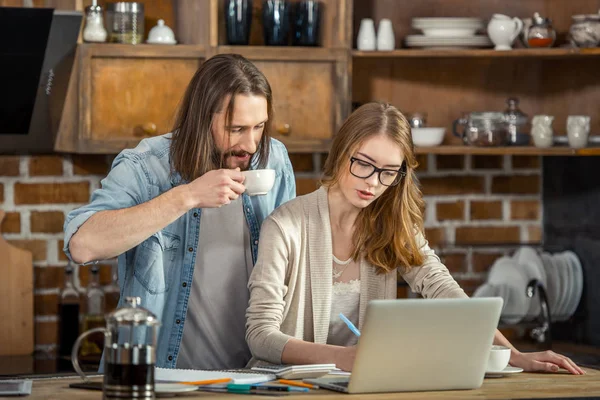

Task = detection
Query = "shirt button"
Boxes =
[168,355,173,361]
[193,212,198,217]
[182,282,187,287]
[188,247,193,252]
[254,240,259,245]
[176,319,181,324]
[246,208,250,212]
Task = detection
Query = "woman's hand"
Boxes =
[509,350,585,375]
[335,346,357,372]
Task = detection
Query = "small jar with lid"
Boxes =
[525,12,556,48]
[105,2,145,44]
[569,14,600,48]
[82,3,107,43]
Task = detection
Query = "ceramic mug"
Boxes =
[531,115,554,148]
[487,345,511,372]
[242,169,276,196]
[567,115,591,149]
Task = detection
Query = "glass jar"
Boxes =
[504,97,530,145]
[105,2,145,44]
[525,12,556,48]
[82,4,107,43]
[569,14,600,48]
[452,112,509,147]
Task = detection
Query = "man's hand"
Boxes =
[185,168,246,208]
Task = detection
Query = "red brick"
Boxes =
[472,252,505,273]
[436,201,465,221]
[295,178,320,196]
[35,266,65,289]
[35,321,58,346]
[30,211,65,233]
[14,182,90,205]
[415,154,428,171]
[72,155,111,176]
[0,156,20,176]
[455,226,521,245]
[491,175,540,195]
[29,156,63,176]
[1,212,21,233]
[528,225,543,243]
[288,154,314,172]
[512,156,540,169]
[472,155,503,169]
[8,240,47,261]
[436,155,464,170]
[470,201,503,220]
[58,240,68,261]
[439,253,467,273]
[35,294,59,316]
[424,227,445,247]
[510,200,540,220]
[420,177,485,195]
[455,277,486,297]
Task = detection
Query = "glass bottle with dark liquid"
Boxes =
[81,265,105,357]
[58,265,81,371]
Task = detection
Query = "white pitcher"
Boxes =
[531,115,554,148]
[487,14,523,50]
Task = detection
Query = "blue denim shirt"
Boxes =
[63,133,296,368]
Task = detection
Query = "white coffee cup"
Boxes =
[242,169,276,196]
[487,345,511,372]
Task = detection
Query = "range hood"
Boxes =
[0,7,82,154]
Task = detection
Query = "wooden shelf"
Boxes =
[353,48,600,59]
[80,43,208,58]
[414,146,600,156]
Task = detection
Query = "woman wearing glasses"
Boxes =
[245,102,584,375]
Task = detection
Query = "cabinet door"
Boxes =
[77,45,205,153]
[217,47,350,153]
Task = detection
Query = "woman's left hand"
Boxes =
[509,350,585,375]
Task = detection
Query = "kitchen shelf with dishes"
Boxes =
[413,145,600,156]
[352,47,600,59]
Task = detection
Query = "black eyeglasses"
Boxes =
[349,157,406,187]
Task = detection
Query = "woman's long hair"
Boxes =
[170,54,272,182]
[322,102,425,273]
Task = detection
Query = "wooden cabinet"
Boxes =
[54,0,600,155]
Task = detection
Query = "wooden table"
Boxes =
[22,368,600,399]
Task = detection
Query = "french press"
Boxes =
[72,296,161,399]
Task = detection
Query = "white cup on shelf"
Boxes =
[377,18,395,51]
[357,18,376,51]
[567,115,591,148]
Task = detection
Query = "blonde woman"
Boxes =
[246,102,584,375]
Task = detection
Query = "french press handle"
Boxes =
[71,327,107,383]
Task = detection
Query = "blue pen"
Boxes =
[339,312,361,337]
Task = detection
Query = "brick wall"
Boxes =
[0,153,542,352]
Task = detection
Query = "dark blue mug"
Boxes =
[225,0,253,45]
[262,0,291,46]
[292,0,322,46]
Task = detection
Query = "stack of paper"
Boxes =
[155,367,275,385]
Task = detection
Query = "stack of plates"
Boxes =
[473,247,584,325]
[407,17,492,49]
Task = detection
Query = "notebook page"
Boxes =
[155,367,275,384]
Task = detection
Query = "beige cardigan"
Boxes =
[245,187,467,365]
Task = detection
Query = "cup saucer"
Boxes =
[485,366,524,378]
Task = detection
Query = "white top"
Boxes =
[328,279,361,346]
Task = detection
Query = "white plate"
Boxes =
[405,35,492,48]
[540,252,560,317]
[485,366,524,378]
[564,251,583,319]
[412,17,484,27]
[155,383,199,395]
[421,28,479,37]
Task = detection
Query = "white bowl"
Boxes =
[411,127,445,147]
[487,345,511,373]
[421,28,479,37]
[242,169,275,196]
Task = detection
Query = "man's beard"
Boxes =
[213,149,253,171]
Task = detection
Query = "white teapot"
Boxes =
[487,14,523,50]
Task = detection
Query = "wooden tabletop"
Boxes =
[22,368,600,399]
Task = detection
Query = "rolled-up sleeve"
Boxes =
[401,232,468,299]
[246,217,294,364]
[63,152,149,261]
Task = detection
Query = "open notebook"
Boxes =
[155,367,276,385]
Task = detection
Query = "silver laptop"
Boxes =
[305,297,503,394]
